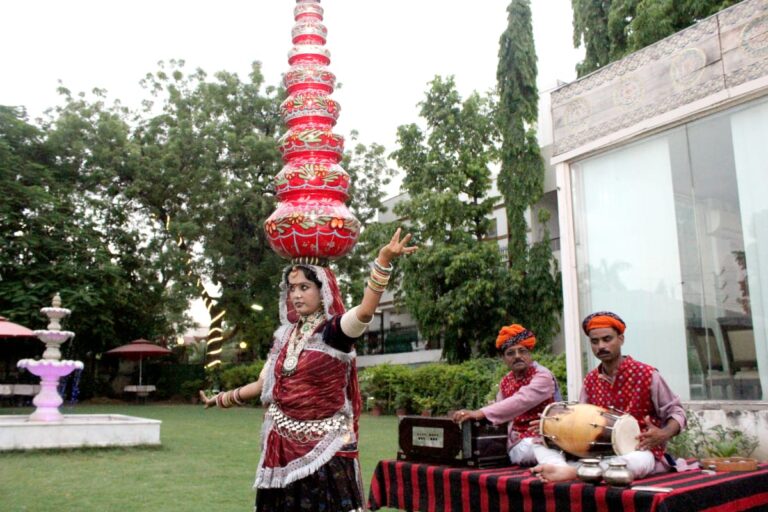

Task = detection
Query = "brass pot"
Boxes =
[576,458,603,484]
[603,460,633,487]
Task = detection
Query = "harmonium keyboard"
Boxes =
[397,415,509,468]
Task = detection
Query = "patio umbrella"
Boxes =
[0,317,35,338]
[105,339,171,386]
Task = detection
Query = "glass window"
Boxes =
[571,98,768,401]
[571,135,690,398]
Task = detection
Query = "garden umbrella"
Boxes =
[105,339,171,386]
[0,317,34,338]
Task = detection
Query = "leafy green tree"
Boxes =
[2,57,399,377]
[391,76,506,362]
[572,0,740,76]
[0,105,171,378]
[497,0,562,347]
[333,133,397,307]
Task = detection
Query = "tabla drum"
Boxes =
[539,402,640,458]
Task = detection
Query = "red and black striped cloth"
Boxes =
[368,460,768,512]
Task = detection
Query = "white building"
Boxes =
[550,0,767,456]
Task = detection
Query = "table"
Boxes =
[368,460,768,512]
[123,385,156,398]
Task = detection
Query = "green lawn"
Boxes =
[0,404,400,512]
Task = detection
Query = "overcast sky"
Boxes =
[2,1,582,167]
[1,0,583,326]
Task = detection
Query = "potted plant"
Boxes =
[700,425,759,472]
[668,410,759,472]
[414,396,438,417]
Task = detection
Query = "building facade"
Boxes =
[551,0,768,411]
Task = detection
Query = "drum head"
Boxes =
[611,414,640,455]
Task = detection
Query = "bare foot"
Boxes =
[531,464,578,483]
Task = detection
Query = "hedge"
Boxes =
[359,353,567,416]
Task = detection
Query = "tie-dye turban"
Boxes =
[495,324,536,352]
[582,311,626,335]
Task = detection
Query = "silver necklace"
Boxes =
[282,312,323,376]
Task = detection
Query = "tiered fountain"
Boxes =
[17,293,82,422]
[265,0,360,263]
[0,294,161,451]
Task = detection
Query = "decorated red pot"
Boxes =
[284,64,336,93]
[279,125,344,162]
[294,3,323,21]
[280,89,340,127]
[275,158,350,201]
[265,197,360,261]
[288,45,330,66]
[292,20,327,45]
[266,0,359,262]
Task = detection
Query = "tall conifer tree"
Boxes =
[496,0,562,346]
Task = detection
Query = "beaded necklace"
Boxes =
[282,311,324,376]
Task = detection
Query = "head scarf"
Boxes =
[279,264,345,325]
[495,324,536,353]
[582,311,626,335]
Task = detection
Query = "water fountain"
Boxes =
[0,294,161,451]
[17,293,81,421]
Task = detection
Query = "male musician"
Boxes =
[452,324,563,466]
[532,311,686,482]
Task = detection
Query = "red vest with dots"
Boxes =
[583,356,665,460]
[500,365,554,439]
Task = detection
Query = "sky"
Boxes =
[2,1,582,171]
[1,0,583,326]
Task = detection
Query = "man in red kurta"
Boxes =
[533,311,686,483]
[452,324,562,466]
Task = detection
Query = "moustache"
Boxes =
[513,359,525,364]
[597,350,610,356]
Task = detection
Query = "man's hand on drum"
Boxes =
[636,415,680,450]
[527,417,541,433]
[452,409,484,424]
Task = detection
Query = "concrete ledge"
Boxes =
[0,414,161,451]
[357,349,442,368]
[683,401,768,460]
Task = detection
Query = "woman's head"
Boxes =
[278,264,345,324]
[286,265,323,316]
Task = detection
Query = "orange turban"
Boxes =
[582,311,626,335]
[495,324,536,352]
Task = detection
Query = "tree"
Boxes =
[572,0,740,77]
[2,58,399,375]
[497,0,562,347]
[333,132,397,308]
[0,105,172,388]
[392,76,506,362]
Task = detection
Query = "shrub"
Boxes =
[358,352,566,416]
[359,364,412,413]
[220,361,265,390]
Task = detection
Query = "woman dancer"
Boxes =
[201,228,416,511]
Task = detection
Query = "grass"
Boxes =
[0,404,401,512]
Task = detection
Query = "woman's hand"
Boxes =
[377,228,417,266]
[199,390,217,409]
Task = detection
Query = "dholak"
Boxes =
[539,402,639,458]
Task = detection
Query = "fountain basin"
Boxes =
[0,414,161,450]
[18,358,82,377]
[39,307,71,319]
[18,359,84,421]
[32,330,75,360]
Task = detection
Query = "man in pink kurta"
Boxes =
[452,324,562,466]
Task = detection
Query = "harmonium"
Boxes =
[397,415,509,468]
